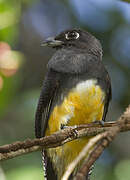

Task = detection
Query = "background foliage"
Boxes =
[0,0,130,180]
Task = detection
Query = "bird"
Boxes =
[35,28,112,180]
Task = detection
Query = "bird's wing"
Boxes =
[35,70,60,138]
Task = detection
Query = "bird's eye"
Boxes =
[65,31,80,40]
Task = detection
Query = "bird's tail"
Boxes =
[41,149,94,180]
[41,150,57,180]
[42,150,47,180]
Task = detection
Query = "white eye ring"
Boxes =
[65,32,80,40]
[75,32,80,39]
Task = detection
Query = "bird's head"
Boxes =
[42,29,102,57]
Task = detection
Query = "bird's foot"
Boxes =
[60,124,78,138]
[61,124,77,129]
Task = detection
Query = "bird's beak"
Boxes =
[41,37,63,47]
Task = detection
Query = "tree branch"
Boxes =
[73,127,119,180]
[64,105,130,180]
[0,105,130,165]
[61,131,111,180]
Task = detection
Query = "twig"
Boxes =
[62,105,130,180]
[61,131,109,180]
[73,127,119,180]
[0,105,130,162]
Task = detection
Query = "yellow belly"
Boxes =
[45,79,105,179]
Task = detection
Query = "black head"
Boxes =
[42,29,102,57]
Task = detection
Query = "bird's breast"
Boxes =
[46,79,105,135]
[45,79,105,179]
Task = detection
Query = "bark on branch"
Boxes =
[0,105,130,180]
[63,105,130,180]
